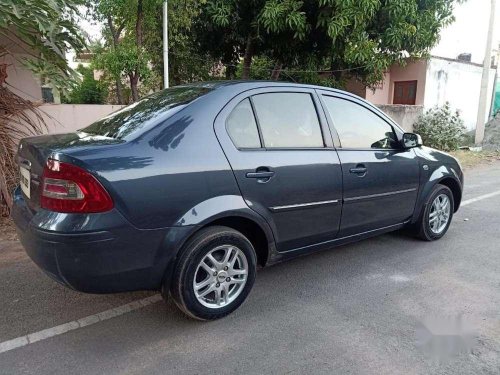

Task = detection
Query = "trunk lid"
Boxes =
[16,132,122,211]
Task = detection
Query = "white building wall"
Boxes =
[424,57,496,130]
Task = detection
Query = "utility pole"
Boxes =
[163,0,169,89]
[475,0,496,145]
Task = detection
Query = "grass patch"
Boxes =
[449,150,500,170]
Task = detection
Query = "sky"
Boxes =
[432,0,500,64]
[78,15,102,42]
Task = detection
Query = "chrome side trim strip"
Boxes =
[344,188,417,202]
[270,199,340,211]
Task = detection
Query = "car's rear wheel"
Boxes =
[169,226,257,320]
[416,184,454,241]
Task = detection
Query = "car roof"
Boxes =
[179,80,352,95]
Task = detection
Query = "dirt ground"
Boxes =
[0,216,17,241]
[449,150,500,170]
[0,215,25,271]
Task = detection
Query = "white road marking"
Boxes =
[389,275,411,283]
[0,294,161,355]
[461,190,500,206]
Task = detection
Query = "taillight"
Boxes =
[41,159,114,213]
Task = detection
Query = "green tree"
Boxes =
[66,65,107,104]
[0,0,84,91]
[200,0,309,79]
[143,0,218,87]
[89,0,159,102]
[199,0,459,85]
[315,0,457,86]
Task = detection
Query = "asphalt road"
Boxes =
[1,162,500,374]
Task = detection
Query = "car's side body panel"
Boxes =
[314,89,420,236]
[57,90,243,230]
[334,149,420,236]
[213,86,343,252]
[266,221,409,264]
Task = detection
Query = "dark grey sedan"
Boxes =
[12,81,463,320]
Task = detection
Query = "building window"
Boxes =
[41,87,54,103]
[393,80,417,105]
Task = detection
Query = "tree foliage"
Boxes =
[0,0,84,91]
[198,0,458,85]
[0,0,84,213]
[65,65,107,104]
[88,0,460,100]
[144,0,218,87]
[199,0,311,79]
[88,0,160,102]
[316,0,456,85]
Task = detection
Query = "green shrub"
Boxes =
[413,103,466,151]
[65,65,107,104]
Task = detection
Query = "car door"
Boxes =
[214,87,343,252]
[318,91,420,237]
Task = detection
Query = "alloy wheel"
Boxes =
[429,193,451,235]
[193,245,248,309]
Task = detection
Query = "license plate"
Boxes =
[20,167,30,199]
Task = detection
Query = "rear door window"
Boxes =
[226,99,261,148]
[251,93,324,148]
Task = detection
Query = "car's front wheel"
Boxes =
[416,184,454,241]
[169,226,257,320]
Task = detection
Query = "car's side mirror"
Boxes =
[402,133,423,148]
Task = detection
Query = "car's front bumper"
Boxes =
[11,187,192,293]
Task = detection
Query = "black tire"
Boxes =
[169,226,257,320]
[415,184,454,241]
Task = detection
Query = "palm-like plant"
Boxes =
[0,0,84,214]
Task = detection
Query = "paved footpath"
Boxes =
[1,163,500,374]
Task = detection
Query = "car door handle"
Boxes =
[246,168,275,183]
[349,166,367,175]
[246,171,275,179]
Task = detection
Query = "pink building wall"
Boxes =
[388,60,427,105]
[366,72,392,104]
[365,60,428,105]
[0,32,44,103]
[37,104,125,134]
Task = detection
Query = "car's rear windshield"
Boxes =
[81,86,212,139]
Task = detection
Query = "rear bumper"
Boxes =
[11,187,192,293]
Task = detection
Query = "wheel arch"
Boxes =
[161,200,275,298]
[411,170,462,223]
[199,216,270,267]
[438,176,462,212]
[172,195,275,267]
